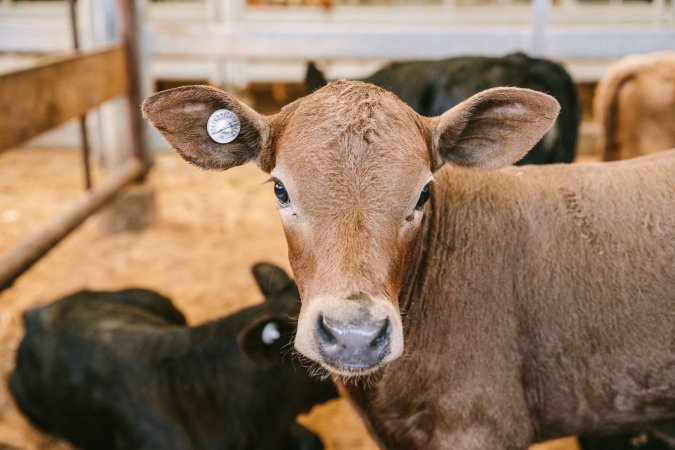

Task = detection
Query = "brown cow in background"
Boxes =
[143,81,675,450]
[594,51,675,161]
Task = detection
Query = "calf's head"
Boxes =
[143,81,559,376]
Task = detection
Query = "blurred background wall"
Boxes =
[1,0,673,157]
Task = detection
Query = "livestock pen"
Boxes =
[1,0,673,449]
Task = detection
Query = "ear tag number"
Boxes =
[207,108,241,144]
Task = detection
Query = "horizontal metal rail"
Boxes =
[148,24,675,61]
[0,158,144,291]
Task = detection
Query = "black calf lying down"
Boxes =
[9,263,337,450]
[579,423,675,450]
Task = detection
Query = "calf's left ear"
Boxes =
[429,87,560,171]
[142,85,271,171]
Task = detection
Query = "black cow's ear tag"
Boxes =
[238,318,290,368]
[261,322,281,345]
[207,108,241,144]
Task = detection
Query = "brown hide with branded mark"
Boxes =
[594,51,675,161]
[143,81,675,449]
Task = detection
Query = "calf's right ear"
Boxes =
[142,85,271,171]
[429,87,560,171]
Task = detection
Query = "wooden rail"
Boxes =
[0,46,127,152]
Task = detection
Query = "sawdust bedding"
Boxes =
[0,148,578,450]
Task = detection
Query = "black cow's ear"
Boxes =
[237,317,293,368]
[305,62,328,92]
[251,263,293,298]
[142,85,273,171]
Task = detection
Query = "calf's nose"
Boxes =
[316,315,391,369]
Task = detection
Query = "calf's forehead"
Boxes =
[274,82,431,184]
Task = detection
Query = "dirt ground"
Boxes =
[0,147,585,450]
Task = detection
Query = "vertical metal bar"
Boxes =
[116,0,149,176]
[531,0,550,57]
[652,0,664,23]
[68,0,94,190]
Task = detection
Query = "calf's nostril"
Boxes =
[370,319,390,349]
[317,315,337,345]
[321,315,387,343]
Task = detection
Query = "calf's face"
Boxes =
[143,81,559,376]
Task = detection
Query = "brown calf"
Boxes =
[143,81,675,449]
[594,51,675,161]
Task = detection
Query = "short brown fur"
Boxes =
[344,153,675,449]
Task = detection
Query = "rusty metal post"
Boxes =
[97,0,156,233]
[68,0,93,190]
[116,0,150,174]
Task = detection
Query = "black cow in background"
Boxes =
[306,52,581,165]
[9,263,337,450]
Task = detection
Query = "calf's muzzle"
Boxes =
[295,295,403,375]
[317,315,391,369]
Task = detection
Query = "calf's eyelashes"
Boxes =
[273,179,291,206]
[415,183,432,210]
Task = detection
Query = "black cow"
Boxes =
[306,52,580,165]
[9,263,337,450]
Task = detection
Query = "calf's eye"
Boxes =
[274,180,290,205]
[415,183,431,210]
